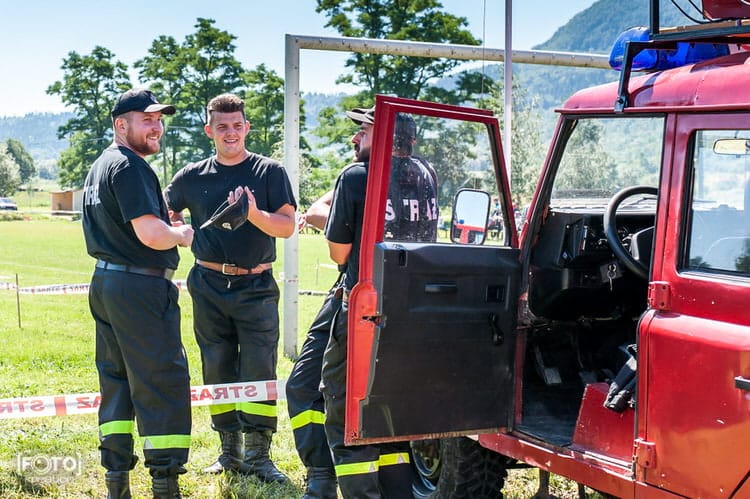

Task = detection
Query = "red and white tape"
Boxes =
[0,280,189,295]
[0,379,286,420]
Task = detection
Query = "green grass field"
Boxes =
[0,219,582,498]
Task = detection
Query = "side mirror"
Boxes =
[451,189,490,245]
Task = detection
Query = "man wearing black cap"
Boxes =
[319,106,438,498]
[83,88,194,499]
[164,93,296,484]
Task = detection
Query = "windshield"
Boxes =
[551,116,663,209]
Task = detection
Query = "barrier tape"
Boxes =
[0,280,188,294]
[1,280,330,297]
[0,379,286,420]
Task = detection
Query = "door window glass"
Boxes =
[685,130,750,275]
[385,114,505,245]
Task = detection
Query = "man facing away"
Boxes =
[285,190,340,499]
[164,93,296,484]
[83,88,194,499]
[321,106,438,498]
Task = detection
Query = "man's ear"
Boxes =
[204,123,213,139]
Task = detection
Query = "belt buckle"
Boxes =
[221,263,238,275]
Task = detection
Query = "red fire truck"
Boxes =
[343,1,750,497]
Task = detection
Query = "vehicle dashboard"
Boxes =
[528,208,653,320]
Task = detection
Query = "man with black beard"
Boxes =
[321,107,438,498]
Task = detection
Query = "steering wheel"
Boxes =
[603,186,658,280]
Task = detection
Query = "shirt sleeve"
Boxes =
[163,168,185,213]
[112,158,163,223]
[325,170,355,244]
[267,164,298,213]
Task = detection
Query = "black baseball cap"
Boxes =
[200,189,249,231]
[111,89,176,118]
[346,106,375,125]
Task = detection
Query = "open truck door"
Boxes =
[344,96,521,445]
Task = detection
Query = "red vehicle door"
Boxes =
[344,95,520,445]
[640,113,750,497]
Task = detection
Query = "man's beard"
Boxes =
[356,146,370,162]
[127,130,160,156]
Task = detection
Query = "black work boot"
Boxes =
[105,470,131,499]
[238,430,290,483]
[203,430,243,473]
[152,475,181,499]
[302,466,338,499]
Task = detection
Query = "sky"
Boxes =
[0,0,596,117]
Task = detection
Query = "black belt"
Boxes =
[96,259,175,280]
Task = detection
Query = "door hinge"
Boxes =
[647,281,671,311]
[634,438,656,469]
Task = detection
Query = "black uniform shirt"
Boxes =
[165,153,297,269]
[385,156,438,242]
[325,162,368,291]
[83,145,179,269]
[326,157,438,291]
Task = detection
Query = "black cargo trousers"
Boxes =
[89,268,191,477]
[187,264,280,432]
[321,301,415,498]
[286,276,343,470]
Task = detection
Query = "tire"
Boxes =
[411,437,511,499]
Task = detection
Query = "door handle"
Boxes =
[424,283,457,294]
[735,376,750,391]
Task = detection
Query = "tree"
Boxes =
[482,76,546,205]
[47,46,130,188]
[242,64,285,157]
[308,1,491,204]
[0,144,21,196]
[316,0,480,99]
[555,120,615,192]
[5,139,35,183]
[136,18,245,178]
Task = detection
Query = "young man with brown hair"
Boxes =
[165,93,296,484]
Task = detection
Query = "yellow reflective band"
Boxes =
[290,409,325,430]
[379,452,411,467]
[142,434,191,450]
[335,460,379,477]
[99,420,134,437]
[208,403,236,416]
[238,402,277,418]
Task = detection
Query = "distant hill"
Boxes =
[536,0,691,53]
[515,0,698,110]
[302,92,349,130]
[0,113,72,162]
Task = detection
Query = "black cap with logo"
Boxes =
[111,89,176,118]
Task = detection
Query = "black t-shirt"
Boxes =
[326,157,438,291]
[164,153,297,269]
[82,145,179,270]
[325,162,368,291]
[384,156,438,242]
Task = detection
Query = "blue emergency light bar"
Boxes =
[609,26,730,71]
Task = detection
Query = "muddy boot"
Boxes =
[105,470,131,499]
[203,430,243,473]
[302,466,338,499]
[152,475,181,499]
[238,430,290,484]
